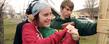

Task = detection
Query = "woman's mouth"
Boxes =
[44,19,51,25]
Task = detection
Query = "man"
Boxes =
[13,1,37,44]
[50,0,97,44]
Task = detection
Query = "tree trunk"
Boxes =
[0,0,5,44]
[0,8,4,44]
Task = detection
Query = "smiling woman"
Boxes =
[22,1,79,44]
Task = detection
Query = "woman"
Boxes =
[22,1,79,44]
[14,1,37,44]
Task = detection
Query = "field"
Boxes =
[4,19,97,44]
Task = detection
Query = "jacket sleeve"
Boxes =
[22,23,67,44]
[73,19,97,36]
[60,33,77,44]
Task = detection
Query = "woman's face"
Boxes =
[38,7,52,27]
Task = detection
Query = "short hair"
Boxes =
[60,0,74,11]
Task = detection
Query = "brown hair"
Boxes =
[33,13,39,26]
[60,0,74,11]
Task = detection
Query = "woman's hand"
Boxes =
[66,24,79,40]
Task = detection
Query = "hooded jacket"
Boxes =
[22,22,77,44]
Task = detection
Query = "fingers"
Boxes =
[66,24,75,30]
[62,22,75,29]
[62,22,74,26]
[65,24,79,40]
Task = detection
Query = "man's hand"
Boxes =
[66,24,79,40]
[62,22,75,28]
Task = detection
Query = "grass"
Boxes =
[4,19,97,44]
[4,19,18,44]
[80,35,97,44]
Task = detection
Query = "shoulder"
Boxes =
[23,23,34,27]
[22,23,38,34]
[23,23,35,29]
[52,16,62,21]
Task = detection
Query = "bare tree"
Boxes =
[6,5,15,18]
[85,0,98,19]
[2,2,16,19]
[0,0,6,44]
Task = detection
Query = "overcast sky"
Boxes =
[7,0,99,13]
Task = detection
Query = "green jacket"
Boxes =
[38,27,56,38]
[50,17,97,36]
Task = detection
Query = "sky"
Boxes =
[7,0,99,13]
[8,0,32,13]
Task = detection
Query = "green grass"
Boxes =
[4,19,97,44]
[4,19,17,44]
[80,35,97,44]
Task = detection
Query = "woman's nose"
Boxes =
[47,15,52,20]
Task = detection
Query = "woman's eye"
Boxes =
[43,13,52,17]
[44,14,49,17]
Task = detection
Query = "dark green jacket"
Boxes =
[50,17,97,36]
[38,27,56,38]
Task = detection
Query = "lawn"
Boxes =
[4,19,97,44]
[4,19,18,44]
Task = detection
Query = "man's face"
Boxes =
[61,6,72,19]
